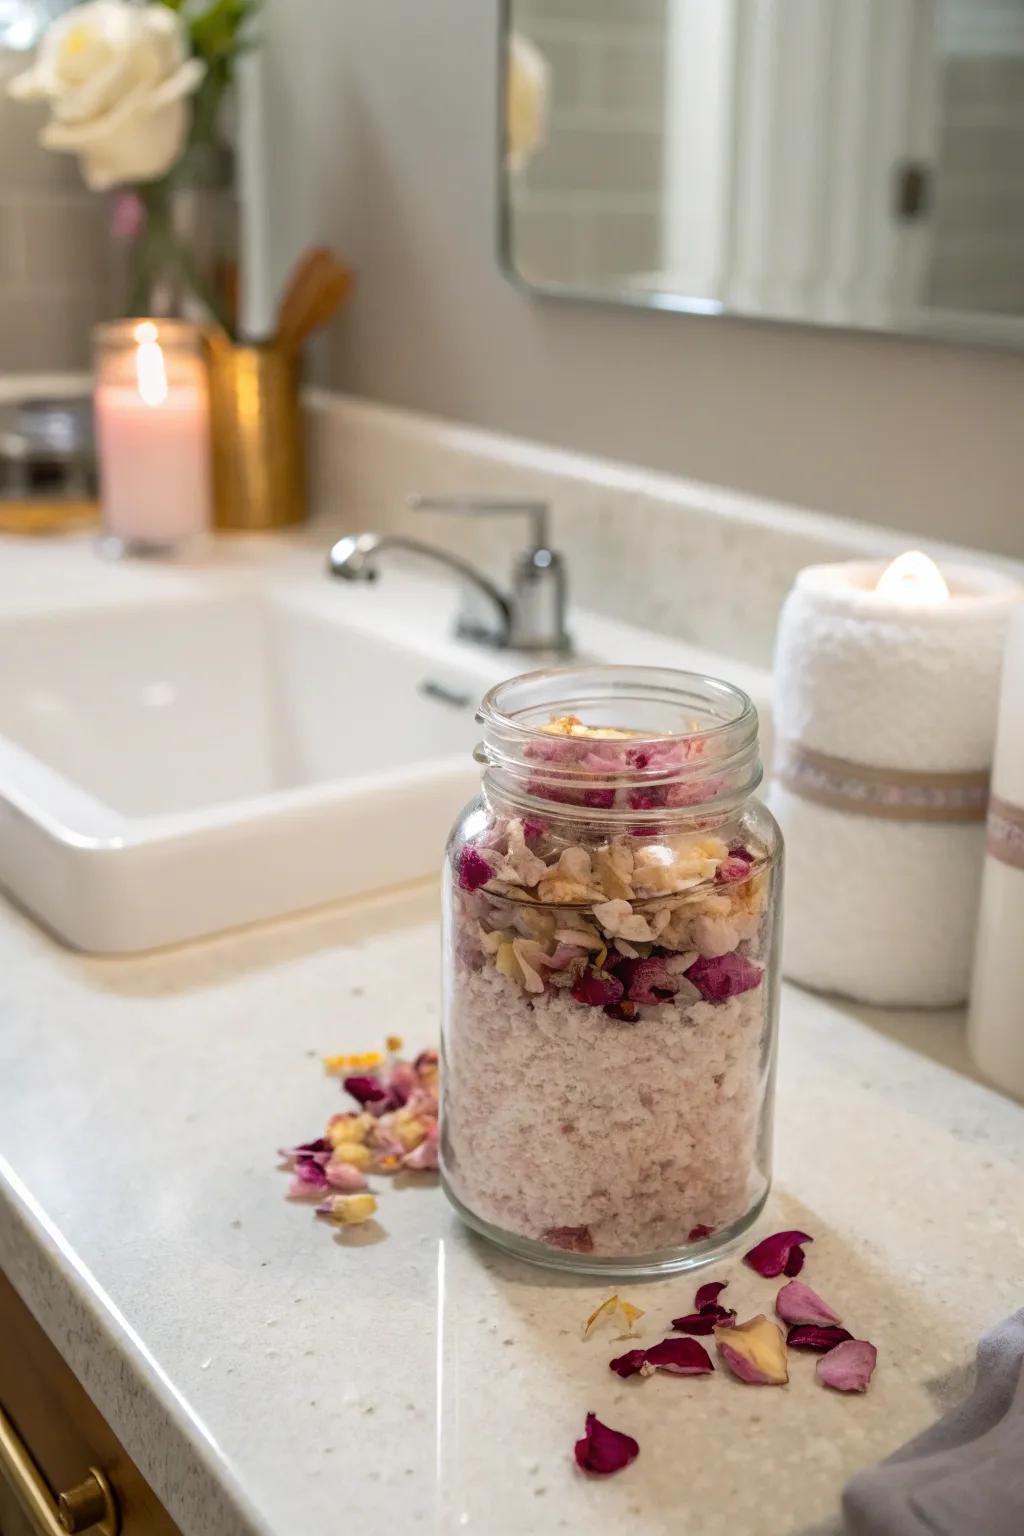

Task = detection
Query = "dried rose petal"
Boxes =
[786,1325,854,1353]
[685,952,763,1003]
[694,1280,728,1310]
[456,845,493,891]
[571,967,625,1008]
[278,1137,331,1164]
[776,1279,842,1327]
[816,1339,877,1392]
[715,1315,789,1385]
[608,1349,649,1379]
[728,846,755,863]
[343,1074,390,1106]
[671,1308,736,1336]
[584,1294,645,1340]
[687,1224,715,1242]
[619,957,680,1005]
[604,999,640,1022]
[542,1224,594,1253]
[716,857,754,884]
[743,1230,813,1278]
[574,1413,639,1476]
[643,1337,714,1375]
[402,1122,439,1171]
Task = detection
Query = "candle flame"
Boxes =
[874,550,950,604]
[134,323,168,408]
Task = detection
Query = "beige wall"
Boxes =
[261,0,1023,557]
[0,52,108,372]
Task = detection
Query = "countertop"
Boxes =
[1,877,1022,1536]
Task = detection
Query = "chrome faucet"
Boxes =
[327,495,571,653]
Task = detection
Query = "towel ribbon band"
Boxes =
[987,796,1024,871]
[775,741,990,824]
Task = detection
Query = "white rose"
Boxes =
[8,1,205,191]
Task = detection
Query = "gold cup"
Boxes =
[206,334,306,530]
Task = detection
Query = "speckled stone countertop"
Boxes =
[1,880,1022,1536]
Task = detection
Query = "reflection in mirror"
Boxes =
[502,0,1024,345]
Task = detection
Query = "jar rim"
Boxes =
[476,664,762,818]
[478,664,758,745]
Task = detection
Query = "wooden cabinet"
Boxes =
[0,1272,180,1536]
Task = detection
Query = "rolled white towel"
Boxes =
[769,559,1020,1007]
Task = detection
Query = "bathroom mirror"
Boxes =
[501,0,1024,346]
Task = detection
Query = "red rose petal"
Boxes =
[571,968,625,1008]
[608,1349,648,1379]
[716,857,753,884]
[694,1280,728,1310]
[743,1229,814,1278]
[816,1339,877,1392]
[786,1325,855,1352]
[343,1074,390,1106]
[776,1279,842,1327]
[643,1337,714,1375]
[685,952,763,1003]
[687,1224,715,1242]
[619,957,680,1004]
[574,1413,639,1475]
[542,1224,594,1253]
[456,846,493,892]
[671,1306,736,1336]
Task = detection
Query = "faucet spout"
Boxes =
[328,532,513,646]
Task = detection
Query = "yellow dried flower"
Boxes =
[331,1142,372,1169]
[325,1193,378,1226]
[583,1293,645,1340]
[386,1034,403,1053]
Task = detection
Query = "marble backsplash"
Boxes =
[307,391,1022,669]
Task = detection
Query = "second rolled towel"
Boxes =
[769,557,1020,1007]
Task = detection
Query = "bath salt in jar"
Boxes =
[441,665,782,1275]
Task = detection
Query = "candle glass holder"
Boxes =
[93,319,212,558]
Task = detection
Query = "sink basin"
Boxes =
[0,590,487,951]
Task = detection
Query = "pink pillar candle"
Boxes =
[93,320,212,550]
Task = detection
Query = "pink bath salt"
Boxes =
[685,952,763,1003]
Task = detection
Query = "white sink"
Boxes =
[0,586,489,952]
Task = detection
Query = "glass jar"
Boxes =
[441,665,782,1276]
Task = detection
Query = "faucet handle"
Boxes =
[408,494,552,553]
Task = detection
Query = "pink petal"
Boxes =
[618,957,680,1005]
[456,846,493,891]
[574,1413,639,1475]
[287,1169,328,1199]
[324,1162,368,1192]
[277,1137,331,1166]
[685,952,763,1003]
[402,1122,439,1170]
[609,1349,648,1379]
[716,857,753,884]
[671,1307,736,1336]
[714,1315,789,1385]
[816,1339,877,1392]
[743,1230,814,1278]
[643,1337,714,1376]
[776,1279,842,1327]
[786,1325,854,1352]
[694,1280,728,1310]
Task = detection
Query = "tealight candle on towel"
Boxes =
[770,552,1021,1007]
[969,605,1024,1097]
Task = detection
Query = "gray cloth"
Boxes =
[843,1309,1024,1536]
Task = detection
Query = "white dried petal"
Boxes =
[512,938,547,993]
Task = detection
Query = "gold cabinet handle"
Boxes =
[0,1405,118,1536]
